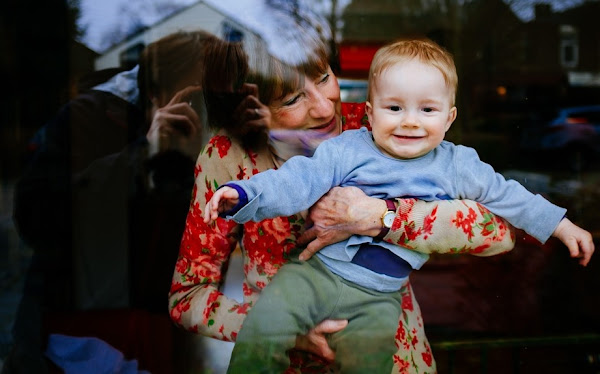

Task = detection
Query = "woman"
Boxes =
[168,35,514,373]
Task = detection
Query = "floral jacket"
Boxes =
[169,102,515,373]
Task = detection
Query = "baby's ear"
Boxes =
[366,101,373,119]
[445,106,457,132]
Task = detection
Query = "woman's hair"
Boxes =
[246,36,331,107]
[199,36,249,133]
[201,37,249,95]
[368,39,458,104]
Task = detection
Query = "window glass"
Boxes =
[2,1,598,373]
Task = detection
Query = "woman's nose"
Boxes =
[309,90,334,119]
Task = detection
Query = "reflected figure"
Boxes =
[7,30,246,374]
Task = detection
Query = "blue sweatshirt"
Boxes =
[229,127,566,292]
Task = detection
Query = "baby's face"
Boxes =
[366,59,457,159]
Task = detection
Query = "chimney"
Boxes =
[534,3,552,19]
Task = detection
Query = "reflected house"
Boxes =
[471,2,600,115]
[95,0,331,73]
[528,2,600,97]
[95,0,259,70]
[464,2,600,127]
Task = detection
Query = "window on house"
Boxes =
[222,22,244,42]
[560,24,578,68]
[119,42,145,69]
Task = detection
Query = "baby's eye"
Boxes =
[423,107,434,113]
[390,105,400,112]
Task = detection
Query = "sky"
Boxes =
[77,0,345,54]
[77,0,586,53]
[78,0,195,52]
[78,0,125,52]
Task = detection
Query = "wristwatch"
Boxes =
[375,199,396,240]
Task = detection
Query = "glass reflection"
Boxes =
[1,1,598,373]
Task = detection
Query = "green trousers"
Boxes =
[228,256,403,374]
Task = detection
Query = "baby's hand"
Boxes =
[203,186,240,223]
[552,218,595,266]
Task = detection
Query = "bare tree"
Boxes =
[97,0,188,51]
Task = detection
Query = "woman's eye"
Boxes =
[390,105,400,112]
[283,94,301,106]
[318,73,330,84]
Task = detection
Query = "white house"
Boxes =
[95,0,331,71]
[95,0,258,69]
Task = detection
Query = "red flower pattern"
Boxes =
[204,180,214,203]
[421,342,434,367]
[402,289,414,312]
[230,302,251,315]
[242,282,253,296]
[422,206,437,239]
[452,207,478,241]
[213,135,232,158]
[411,329,419,348]
[393,355,411,373]
[169,295,191,325]
[202,290,221,325]
[395,319,406,344]
[236,165,246,180]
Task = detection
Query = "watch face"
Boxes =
[383,211,395,228]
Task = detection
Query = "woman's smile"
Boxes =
[309,116,338,132]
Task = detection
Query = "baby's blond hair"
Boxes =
[368,39,458,104]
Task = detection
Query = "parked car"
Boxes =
[520,105,600,171]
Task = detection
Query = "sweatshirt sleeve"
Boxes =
[455,146,565,243]
[230,138,342,223]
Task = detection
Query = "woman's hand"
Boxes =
[230,83,271,136]
[297,186,387,260]
[146,85,204,160]
[295,319,348,362]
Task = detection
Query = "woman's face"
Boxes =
[268,66,341,134]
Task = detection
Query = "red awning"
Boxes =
[339,44,382,75]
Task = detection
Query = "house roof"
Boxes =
[100,0,331,67]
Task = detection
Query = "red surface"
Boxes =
[339,44,382,74]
